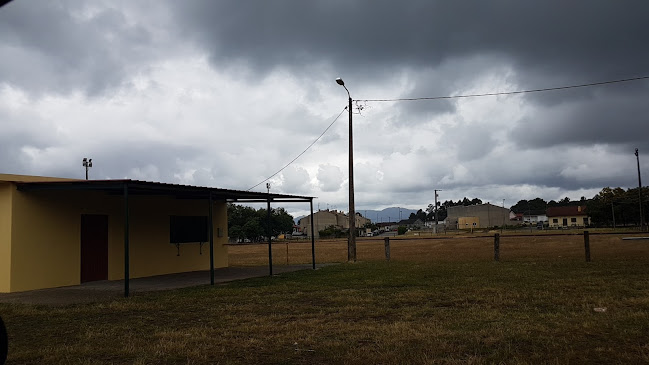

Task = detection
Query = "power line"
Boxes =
[247,74,649,192]
[357,75,649,102]
[248,106,348,191]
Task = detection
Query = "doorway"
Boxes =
[80,214,108,283]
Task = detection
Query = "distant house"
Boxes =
[522,211,548,224]
[546,206,589,228]
[376,222,397,231]
[397,218,424,229]
[297,210,370,238]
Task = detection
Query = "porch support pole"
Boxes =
[310,198,316,270]
[123,182,130,297]
[267,199,273,276]
[209,192,215,285]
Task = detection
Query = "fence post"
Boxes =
[584,230,591,262]
[0,314,7,365]
[384,237,391,261]
[494,233,500,261]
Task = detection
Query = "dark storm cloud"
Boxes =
[171,1,649,86]
[510,82,649,149]
[0,1,155,96]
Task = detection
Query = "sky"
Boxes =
[1,0,648,219]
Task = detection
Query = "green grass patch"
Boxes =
[2,260,649,364]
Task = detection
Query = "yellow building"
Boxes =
[0,174,313,294]
[457,216,480,230]
[547,206,589,228]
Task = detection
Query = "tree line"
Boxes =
[227,203,295,242]
[421,186,648,228]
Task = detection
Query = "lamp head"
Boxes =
[335,78,345,86]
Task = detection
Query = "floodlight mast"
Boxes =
[336,77,356,262]
[82,157,93,180]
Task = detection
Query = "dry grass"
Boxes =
[229,232,649,266]
[2,232,649,364]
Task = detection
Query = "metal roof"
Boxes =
[15,179,313,203]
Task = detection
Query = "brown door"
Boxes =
[80,215,108,283]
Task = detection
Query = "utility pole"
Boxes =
[611,202,616,229]
[434,189,441,234]
[527,200,532,233]
[501,199,506,233]
[636,148,644,231]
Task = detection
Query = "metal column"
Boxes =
[310,198,316,269]
[209,192,215,285]
[123,183,130,297]
[267,199,273,276]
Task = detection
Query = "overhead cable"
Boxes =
[247,106,348,191]
[357,75,649,102]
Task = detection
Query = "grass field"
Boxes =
[230,231,649,265]
[2,233,649,364]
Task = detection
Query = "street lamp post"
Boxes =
[82,158,93,180]
[336,77,356,262]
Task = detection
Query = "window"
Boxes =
[169,216,208,243]
[571,218,577,223]
[552,218,558,223]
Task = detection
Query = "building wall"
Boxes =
[298,210,370,238]
[0,182,12,293]
[548,215,589,228]
[458,217,479,229]
[0,173,78,183]
[6,186,228,293]
[523,214,548,223]
[120,196,228,280]
[447,204,510,229]
[299,211,336,238]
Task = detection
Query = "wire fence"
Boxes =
[227,231,649,266]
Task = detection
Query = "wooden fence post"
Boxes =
[0,315,7,365]
[384,237,391,261]
[584,230,591,262]
[494,233,500,261]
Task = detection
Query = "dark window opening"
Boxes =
[170,216,208,243]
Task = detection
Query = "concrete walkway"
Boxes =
[0,265,324,306]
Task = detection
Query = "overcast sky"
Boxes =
[1,0,648,218]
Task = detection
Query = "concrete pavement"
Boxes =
[0,265,324,306]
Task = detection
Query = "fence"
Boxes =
[227,231,649,266]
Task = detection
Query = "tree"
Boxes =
[363,221,378,231]
[510,198,548,214]
[242,218,263,241]
[319,225,346,239]
[409,209,427,221]
[588,186,649,227]
[228,203,295,241]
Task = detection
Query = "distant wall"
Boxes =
[447,204,511,229]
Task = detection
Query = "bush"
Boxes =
[319,226,347,239]
[397,226,407,235]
